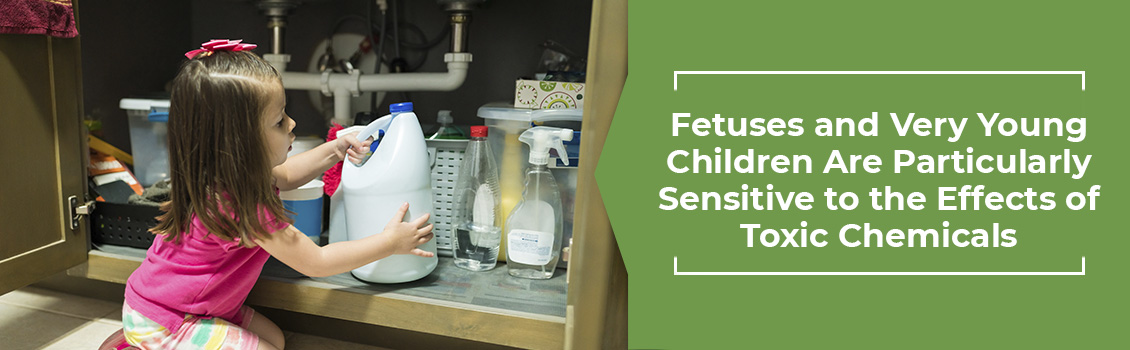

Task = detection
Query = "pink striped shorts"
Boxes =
[121,302,260,350]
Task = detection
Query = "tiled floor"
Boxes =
[0,286,389,350]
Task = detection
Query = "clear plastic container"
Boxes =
[476,103,581,265]
[451,126,501,271]
[119,98,171,187]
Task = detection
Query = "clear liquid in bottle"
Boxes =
[453,223,502,271]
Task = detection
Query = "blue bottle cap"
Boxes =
[390,102,413,113]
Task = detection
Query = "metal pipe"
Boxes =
[257,0,298,54]
[450,12,470,53]
[268,16,286,54]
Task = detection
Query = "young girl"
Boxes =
[121,39,434,350]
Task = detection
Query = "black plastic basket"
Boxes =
[91,202,163,249]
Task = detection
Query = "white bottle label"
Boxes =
[508,229,554,265]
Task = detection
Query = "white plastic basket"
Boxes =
[426,139,468,250]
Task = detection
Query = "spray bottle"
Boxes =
[505,126,573,279]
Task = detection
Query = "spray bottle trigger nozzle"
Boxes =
[554,129,573,166]
[553,142,569,166]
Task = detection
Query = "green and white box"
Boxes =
[514,79,585,109]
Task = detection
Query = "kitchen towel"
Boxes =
[0,0,77,38]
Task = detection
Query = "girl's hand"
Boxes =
[381,203,435,257]
[334,133,372,164]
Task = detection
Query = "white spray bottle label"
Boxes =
[509,229,555,265]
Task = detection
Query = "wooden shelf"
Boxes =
[69,245,567,349]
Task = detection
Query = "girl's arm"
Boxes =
[272,133,368,191]
[255,203,435,277]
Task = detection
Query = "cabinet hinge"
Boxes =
[68,195,95,230]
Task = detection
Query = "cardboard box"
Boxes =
[514,79,585,109]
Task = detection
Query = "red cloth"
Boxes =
[0,0,78,38]
[323,123,345,196]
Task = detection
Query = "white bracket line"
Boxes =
[673,256,1086,276]
[673,71,1086,91]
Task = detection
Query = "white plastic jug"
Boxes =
[341,102,437,283]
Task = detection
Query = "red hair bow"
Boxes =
[185,39,258,59]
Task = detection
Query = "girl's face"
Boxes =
[262,83,295,167]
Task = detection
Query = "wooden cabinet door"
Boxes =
[0,34,88,295]
[565,0,628,348]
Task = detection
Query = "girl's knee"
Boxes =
[247,313,285,350]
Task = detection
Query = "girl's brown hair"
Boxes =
[151,50,293,243]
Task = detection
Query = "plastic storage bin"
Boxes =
[120,98,171,187]
[426,139,469,251]
[476,103,582,266]
[91,202,162,249]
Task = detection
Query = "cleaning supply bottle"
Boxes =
[341,102,438,283]
[505,126,573,279]
[426,110,467,140]
[451,126,502,271]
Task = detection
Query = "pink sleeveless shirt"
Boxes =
[124,206,289,331]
